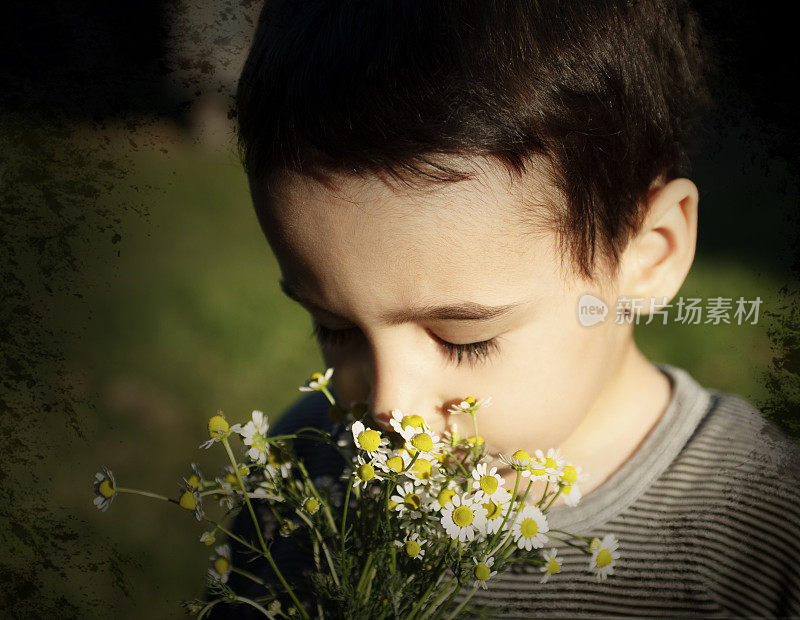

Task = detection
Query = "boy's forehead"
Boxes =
[250,161,563,306]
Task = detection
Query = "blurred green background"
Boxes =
[2,2,800,618]
[19,117,791,618]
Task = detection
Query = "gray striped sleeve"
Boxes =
[459,363,800,618]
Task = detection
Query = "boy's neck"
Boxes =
[505,343,673,509]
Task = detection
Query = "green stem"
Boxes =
[340,473,354,581]
[116,487,172,502]
[202,517,264,557]
[295,509,341,588]
[445,584,479,620]
[548,528,592,543]
[470,413,480,464]
[486,470,520,550]
[536,481,550,507]
[542,485,563,512]
[549,535,594,555]
[196,595,272,619]
[221,438,309,620]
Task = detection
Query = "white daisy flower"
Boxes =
[480,491,513,535]
[472,462,506,501]
[530,448,565,483]
[394,532,427,560]
[264,449,293,479]
[447,396,493,416]
[199,531,216,546]
[301,496,321,515]
[498,449,536,477]
[351,420,389,455]
[399,425,444,459]
[429,483,458,512]
[589,534,620,582]
[239,410,270,464]
[178,478,204,521]
[375,449,412,475]
[208,544,232,583]
[405,454,442,484]
[512,504,549,550]
[557,463,588,507]
[390,481,429,517]
[539,548,562,583]
[440,493,488,542]
[186,463,204,490]
[199,413,243,449]
[352,454,384,491]
[298,367,334,392]
[471,555,497,589]
[92,466,117,512]
[389,409,429,434]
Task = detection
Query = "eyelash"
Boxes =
[311,323,500,367]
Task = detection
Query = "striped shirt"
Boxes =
[207,362,800,618]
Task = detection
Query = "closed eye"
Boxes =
[310,322,500,367]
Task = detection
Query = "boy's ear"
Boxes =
[618,178,699,309]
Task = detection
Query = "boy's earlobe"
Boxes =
[621,178,699,308]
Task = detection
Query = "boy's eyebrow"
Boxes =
[279,278,519,323]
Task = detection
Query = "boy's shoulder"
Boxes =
[689,383,800,478]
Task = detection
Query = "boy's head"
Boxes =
[236,2,708,462]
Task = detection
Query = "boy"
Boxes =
[210,1,800,616]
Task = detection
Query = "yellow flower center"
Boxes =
[546,557,561,574]
[452,505,475,527]
[561,465,577,484]
[411,433,433,452]
[511,449,530,462]
[561,484,573,495]
[483,500,502,519]
[466,435,484,446]
[464,396,477,406]
[403,492,421,511]
[473,563,491,581]
[401,414,426,429]
[386,455,404,473]
[252,434,268,452]
[357,463,375,481]
[303,498,320,514]
[357,429,381,452]
[530,465,546,476]
[207,415,229,438]
[179,490,197,511]
[437,489,456,508]
[479,475,498,495]
[545,457,557,470]
[213,557,230,575]
[520,518,538,538]
[98,479,115,498]
[404,540,421,557]
[595,548,613,568]
[310,372,323,380]
[187,474,201,489]
[225,473,237,484]
[411,458,433,479]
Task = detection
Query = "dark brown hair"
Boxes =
[236,0,710,281]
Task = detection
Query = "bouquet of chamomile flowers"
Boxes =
[93,368,620,619]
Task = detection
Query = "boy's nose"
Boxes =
[363,357,447,436]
